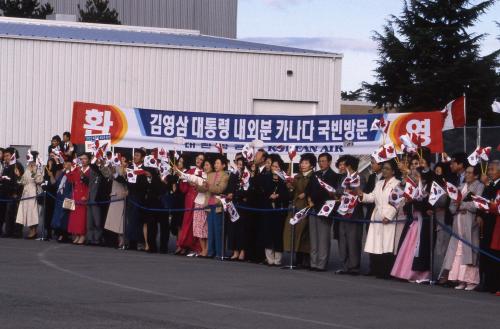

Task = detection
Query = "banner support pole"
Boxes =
[463,93,467,153]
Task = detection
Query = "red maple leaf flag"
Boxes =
[371,117,390,134]
[404,177,418,200]
[479,146,492,161]
[441,96,465,131]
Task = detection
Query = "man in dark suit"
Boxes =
[247,148,269,263]
[116,148,150,250]
[449,152,467,186]
[477,160,499,293]
[335,155,365,275]
[307,153,339,271]
[0,148,22,238]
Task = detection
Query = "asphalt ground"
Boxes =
[0,238,497,329]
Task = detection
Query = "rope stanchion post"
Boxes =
[220,209,229,261]
[282,206,296,270]
[37,191,47,241]
[429,213,435,285]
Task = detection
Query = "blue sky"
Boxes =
[238,0,500,91]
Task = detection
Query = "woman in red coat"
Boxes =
[67,153,90,245]
[176,154,204,255]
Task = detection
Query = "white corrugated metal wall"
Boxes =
[0,37,341,154]
[38,0,238,38]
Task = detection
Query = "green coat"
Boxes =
[283,171,312,253]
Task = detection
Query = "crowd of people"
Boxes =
[0,131,499,296]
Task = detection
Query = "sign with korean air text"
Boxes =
[71,102,444,154]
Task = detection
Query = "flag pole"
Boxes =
[463,93,466,153]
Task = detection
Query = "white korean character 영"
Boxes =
[162,115,175,137]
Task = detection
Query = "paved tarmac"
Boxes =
[0,238,497,329]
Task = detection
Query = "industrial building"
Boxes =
[0,17,342,156]
[38,0,238,38]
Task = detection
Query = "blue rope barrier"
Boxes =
[45,191,126,206]
[435,220,500,263]
[0,194,44,203]
[127,198,209,213]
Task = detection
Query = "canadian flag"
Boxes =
[317,176,336,193]
[478,147,491,161]
[410,133,426,147]
[441,96,465,131]
[371,148,386,163]
[288,145,297,161]
[445,181,462,202]
[370,117,390,134]
[404,177,418,200]
[289,207,311,225]
[317,200,336,217]
[471,194,490,212]
[384,143,397,159]
[389,186,405,208]
[428,181,446,206]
